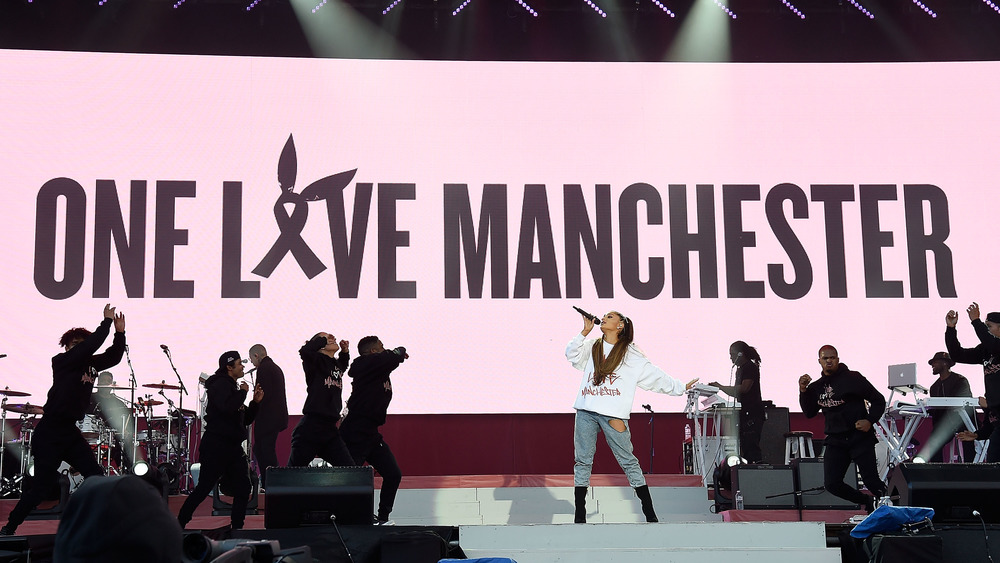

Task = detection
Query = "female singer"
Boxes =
[566,310,696,523]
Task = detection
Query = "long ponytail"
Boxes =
[591,312,634,386]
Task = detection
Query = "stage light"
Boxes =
[514,0,538,17]
[584,0,607,18]
[781,0,805,19]
[311,0,329,13]
[133,460,150,476]
[911,0,936,17]
[912,456,927,463]
[452,0,473,16]
[650,0,675,17]
[847,0,874,19]
[713,0,736,19]
[726,455,745,467]
[983,0,1000,14]
[382,0,402,15]
[247,0,263,11]
[172,0,189,8]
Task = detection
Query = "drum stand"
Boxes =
[0,398,16,498]
[0,395,9,495]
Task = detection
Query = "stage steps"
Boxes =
[457,522,841,563]
[380,485,717,526]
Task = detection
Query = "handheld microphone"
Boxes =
[572,306,602,324]
[160,345,170,353]
[642,404,653,413]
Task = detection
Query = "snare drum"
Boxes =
[76,415,105,444]
[136,429,165,444]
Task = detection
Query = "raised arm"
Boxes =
[945,309,986,365]
[798,374,820,418]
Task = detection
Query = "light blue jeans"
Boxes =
[574,409,646,488]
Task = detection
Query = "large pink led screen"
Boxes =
[1,51,996,415]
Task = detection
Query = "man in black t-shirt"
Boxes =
[926,351,976,462]
[710,341,764,463]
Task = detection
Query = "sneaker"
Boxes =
[375,519,395,526]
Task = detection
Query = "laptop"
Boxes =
[887,363,918,388]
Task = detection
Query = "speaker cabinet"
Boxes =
[793,458,860,510]
[265,466,374,528]
[888,462,1000,523]
[760,407,790,466]
[730,465,797,509]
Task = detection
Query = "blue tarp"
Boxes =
[850,505,936,538]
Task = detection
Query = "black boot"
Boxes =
[574,486,588,523]
[634,485,658,523]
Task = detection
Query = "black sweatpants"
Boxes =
[341,420,402,521]
[6,417,104,530]
[823,430,885,507]
[286,414,355,468]
[177,432,252,529]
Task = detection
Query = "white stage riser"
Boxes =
[457,523,839,563]
[380,486,718,526]
[458,547,841,563]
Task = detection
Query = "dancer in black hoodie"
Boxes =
[177,351,262,530]
[1,304,125,536]
[947,303,1000,461]
[287,332,356,467]
[340,336,408,525]
[799,345,886,513]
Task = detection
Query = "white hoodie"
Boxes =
[566,333,686,419]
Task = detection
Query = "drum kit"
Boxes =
[0,378,201,498]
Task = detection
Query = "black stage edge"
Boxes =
[233,525,462,563]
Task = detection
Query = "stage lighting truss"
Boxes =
[847,0,874,19]
[452,0,473,16]
[781,0,805,19]
[584,0,607,18]
[650,0,675,17]
[985,0,1000,14]
[713,0,736,19]
[246,0,263,11]
[382,0,402,15]
[514,0,538,17]
[911,0,936,18]
[172,0,189,8]
[382,0,403,16]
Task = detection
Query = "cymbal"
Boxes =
[142,382,182,390]
[94,385,134,390]
[136,399,163,407]
[3,404,43,415]
[0,387,30,397]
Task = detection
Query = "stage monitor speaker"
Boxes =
[793,458,859,510]
[265,466,373,529]
[760,407,790,466]
[887,462,1000,523]
[730,465,797,509]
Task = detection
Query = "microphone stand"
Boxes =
[643,404,655,474]
[765,485,824,522]
[162,347,191,492]
[124,344,139,471]
[244,367,257,472]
